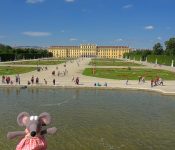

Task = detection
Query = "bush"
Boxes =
[128,67,131,70]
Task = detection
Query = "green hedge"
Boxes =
[124,53,175,66]
[0,53,15,61]
[147,55,174,66]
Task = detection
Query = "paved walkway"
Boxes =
[1,58,175,95]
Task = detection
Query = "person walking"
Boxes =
[159,78,163,86]
[138,76,142,84]
[52,71,55,76]
[18,76,20,85]
[2,75,5,84]
[44,79,47,85]
[53,79,56,85]
[125,78,128,85]
[31,76,34,84]
[15,75,19,84]
[142,76,145,83]
[104,82,108,87]
[36,77,39,84]
[57,71,60,76]
[72,76,74,82]
[75,77,79,85]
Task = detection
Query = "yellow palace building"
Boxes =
[48,44,131,59]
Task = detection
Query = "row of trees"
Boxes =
[124,37,175,62]
[153,38,175,56]
[0,44,53,61]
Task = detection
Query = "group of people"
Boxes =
[28,77,56,86]
[2,76,12,84]
[94,82,107,87]
[138,76,145,84]
[45,78,57,85]
[52,69,68,77]
[125,76,164,88]
[2,74,20,85]
[151,77,163,87]
[27,76,39,85]
[37,66,48,72]
[138,75,164,87]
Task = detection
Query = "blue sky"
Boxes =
[0,0,174,48]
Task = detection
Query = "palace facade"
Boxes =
[48,44,131,59]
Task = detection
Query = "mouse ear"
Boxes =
[17,112,30,126]
[39,112,51,125]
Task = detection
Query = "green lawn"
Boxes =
[83,68,175,80]
[91,58,123,61]
[0,66,36,75]
[89,60,143,66]
[7,60,65,65]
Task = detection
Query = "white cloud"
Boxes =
[144,25,154,30]
[122,4,133,9]
[26,0,45,4]
[65,0,75,3]
[157,37,162,40]
[69,38,78,41]
[22,31,51,37]
[114,38,123,42]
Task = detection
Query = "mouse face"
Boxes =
[27,116,40,137]
[17,112,51,137]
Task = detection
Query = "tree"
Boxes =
[165,38,175,56]
[0,44,52,61]
[153,43,164,55]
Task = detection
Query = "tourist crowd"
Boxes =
[151,77,164,87]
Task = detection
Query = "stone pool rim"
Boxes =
[0,84,175,96]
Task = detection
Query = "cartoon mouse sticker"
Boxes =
[7,112,57,150]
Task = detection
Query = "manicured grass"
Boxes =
[7,60,65,65]
[83,68,175,80]
[89,60,143,66]
[91,58,123,61]
[0,66,36,75]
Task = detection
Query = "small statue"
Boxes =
[7,112,57,150]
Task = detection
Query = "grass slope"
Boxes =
[83,68,175,80]
[89,60,143,66]
[7,60,65,65]
[0,66,36,75]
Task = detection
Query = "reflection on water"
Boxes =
[0,88,175,150]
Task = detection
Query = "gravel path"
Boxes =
[0,58,175,95]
